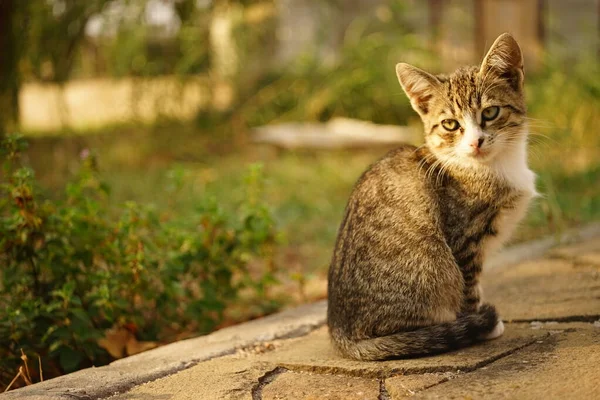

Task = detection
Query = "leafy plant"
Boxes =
[0,134,280,390]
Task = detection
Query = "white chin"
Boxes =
[466,151,494,164]
[460,153,486,165]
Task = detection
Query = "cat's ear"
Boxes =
[479,33,524,91]
[396,63,440,116]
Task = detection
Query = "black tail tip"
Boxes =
[478,303,499,328]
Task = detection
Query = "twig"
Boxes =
[19,366,32,386]
[20,349,32,384]
[38,355,44,382]
[3,369,22,392]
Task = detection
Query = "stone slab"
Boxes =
[107,323,578,400]
[549,236,600,268]
[2,301,326,400]
[109,358,272,400]
[548,236,600,261]
[253,324,548,378]
[262,371,380,400]
[485,223,600,270]
[385,373,454,398]
[410,323,600,399]
[483,258,600,322]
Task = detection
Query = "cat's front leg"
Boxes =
[460,263,483,314]
[460,264,505,340]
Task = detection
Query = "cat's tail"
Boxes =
[332,304,501,361]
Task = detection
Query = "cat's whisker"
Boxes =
[433,158,446,187]
[525,121,553,129]
[417,149,438,177]
[437,156,455,187]
[421,158,437,178]
[524,116,553,126]
[527,132,558,145]
[424,158,439,181]
[427,157,446,184]
[412,143,428,155]
[500,132,555,149]
[527,138,554,148]
[511,145,543,162]
[499,141,543,162]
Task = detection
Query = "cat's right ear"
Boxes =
[479,33,524,91]
[396,63,440,116]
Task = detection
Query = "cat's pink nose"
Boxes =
[470,137,485,149]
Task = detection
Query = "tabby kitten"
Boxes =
[327,33,536,360]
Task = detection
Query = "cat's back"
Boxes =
[349,144,437,211]
[328,144,459,336]
[336,144,443,252]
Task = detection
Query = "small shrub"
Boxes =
[0,134,280,389]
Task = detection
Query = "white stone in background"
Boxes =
[252,117,419,150]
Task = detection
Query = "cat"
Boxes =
[327,33,537,361]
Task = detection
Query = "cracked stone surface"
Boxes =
[483,258,600,322]
[109,358,272,400]
[251,325,547,378]
[384,373,453,398]
[261,371,380,400]
[107,323,567,400]
[410,323,600,399]
[5,235,600,400]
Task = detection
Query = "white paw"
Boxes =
[484,320,505,340]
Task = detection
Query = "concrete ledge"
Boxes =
[2,302,326,399]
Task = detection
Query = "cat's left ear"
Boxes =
[396,63,441,116]
[480,33,524,91]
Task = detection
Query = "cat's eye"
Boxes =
[441,119,460,131]
[482,106,500,121]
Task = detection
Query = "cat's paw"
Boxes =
[484,320,504,340]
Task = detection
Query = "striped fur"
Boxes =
[327,33,536,360]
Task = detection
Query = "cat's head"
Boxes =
[396,33,526,166]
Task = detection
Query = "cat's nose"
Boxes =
[471,137,484,149]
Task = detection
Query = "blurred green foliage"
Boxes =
[102,1,212,77]
[0,0,24,135]
[523,55,600,236]
[24,0,115,82]
[0,134,280,388]
[19,0,276,81]
[232,1,428,128]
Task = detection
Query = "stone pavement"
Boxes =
[4,232,600,400]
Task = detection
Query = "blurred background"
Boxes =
[1,0,599,389]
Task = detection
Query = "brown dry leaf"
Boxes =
[98,328,132,359]
[126,336,158,356]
